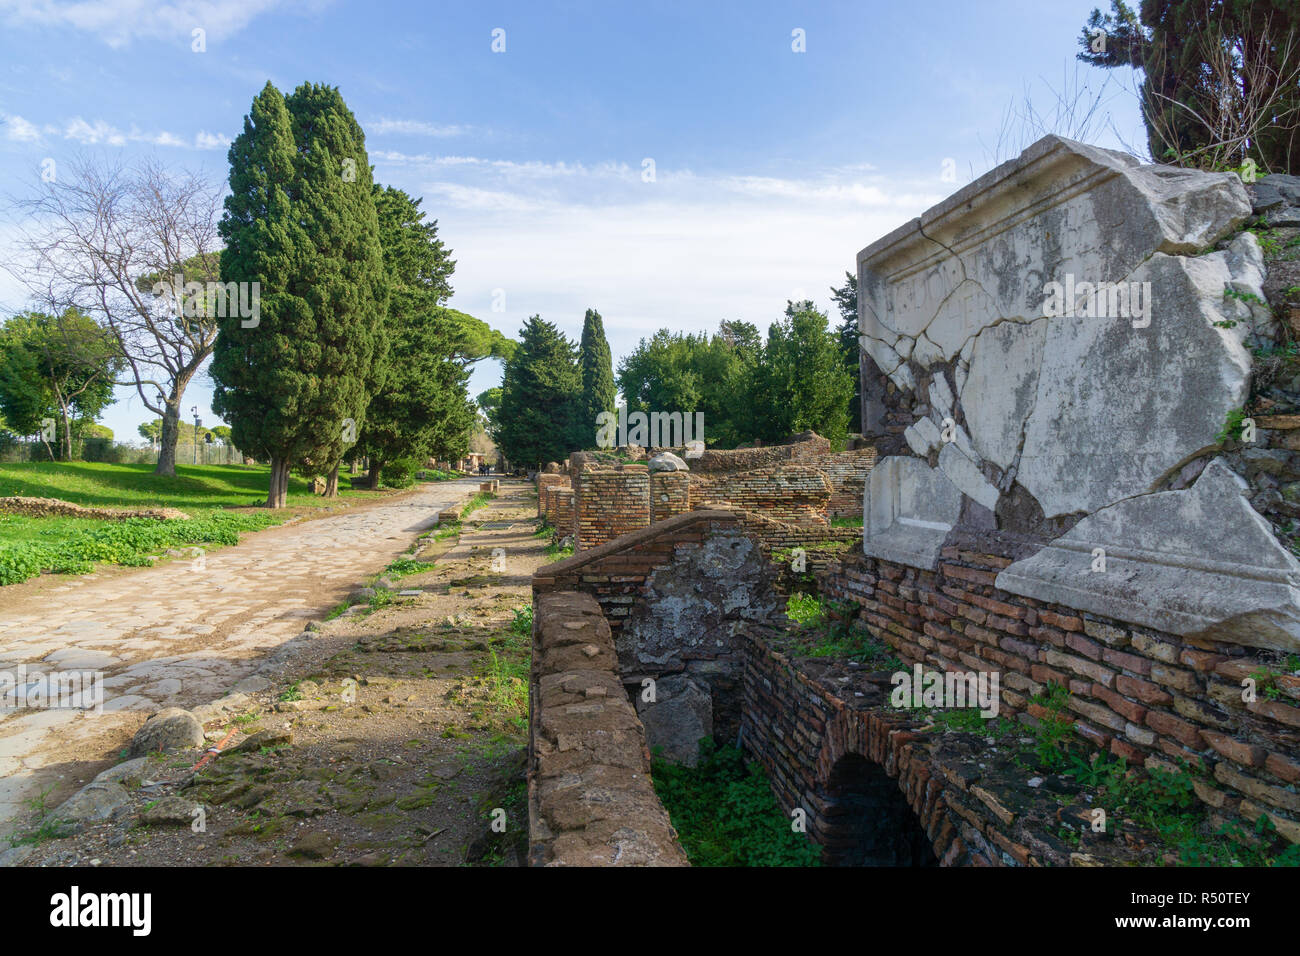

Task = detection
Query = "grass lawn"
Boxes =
[0,461,401,586]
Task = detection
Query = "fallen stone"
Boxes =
[636,674,712,766]
[129,708,205,757]
[998,459,1300,653]
[647,452,689,472]
[288,830,336,859]
[47,781,131,834]
[138,795,198,827]
[229,729,293,754]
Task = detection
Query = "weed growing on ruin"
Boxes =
[544,539,574,562]
[786,592,825,626]
[830,515,863,528]
[533,521,553,538]
[384,556,433,579]
[1024,682,1075,771]
[510,604,533,635]
[651,740,822,867]
[460,491,494,520]
[1215,407,1250,443]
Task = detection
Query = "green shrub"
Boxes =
[652,740,822,867]
[381,458,418,488]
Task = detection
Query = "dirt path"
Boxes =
[0,477,484,834]
[4,480,549,867]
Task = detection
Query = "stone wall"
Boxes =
[816,548,1300,844]
[527,590,688,866]
[682,433,832,474]
[535,511,783,762]
[0,496,190,522]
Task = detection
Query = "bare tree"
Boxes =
[7,154,225,476]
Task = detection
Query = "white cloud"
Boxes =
[0,0,290,48]
[4,113,229,150]
[1,114,41,142]
[367,118,466,138]
[385,154,945,369]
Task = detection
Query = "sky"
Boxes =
[0,0,1147,443]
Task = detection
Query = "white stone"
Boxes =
[997,461,1300,653]
[863,457,963,570]
[938,443,1000,512]
[962,318,1046,470]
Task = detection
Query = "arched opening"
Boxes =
[818,753,937,866]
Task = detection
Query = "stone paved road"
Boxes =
[0,478,482,832]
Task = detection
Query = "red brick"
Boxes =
[1200,730,1265,768]
[1265,752,1300,785]
[942,564,998,587]
[1040,610,1083,632]
[1145,710,1205,750]
[1115,673,1172,706]
[1065,633,1103,661]
[1101,647,1152,676]
[1091,683,1147,723]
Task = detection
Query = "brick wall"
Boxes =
[817,549,1300,844]
[685,434,832,475]
[536,474,569,517]
[552,487,574,537]
[690,464,832,527]
[815,448,877,517]
[527,590,688,866]
[536,510,743,638]
[573,465,650,552]
[649,471,691,522]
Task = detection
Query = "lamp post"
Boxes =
[191,406,200,465]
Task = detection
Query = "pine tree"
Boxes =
[576,308,615,448]
[213,82,387,507]
[498,316,581,466]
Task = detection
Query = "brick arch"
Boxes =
[812,705,969,866]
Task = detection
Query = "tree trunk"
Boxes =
[368,459,384,491]
[156,403,180,477]
[325,462,340,497]
[268,456,292,508]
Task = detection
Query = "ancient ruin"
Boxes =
[527,135,1300,867]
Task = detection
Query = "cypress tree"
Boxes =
[213,81,387,507]
[497,316,581,466]
[576,308,615,448]
[355,185,472,487]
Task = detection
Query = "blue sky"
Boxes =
[0,0,1146,443]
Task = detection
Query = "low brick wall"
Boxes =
[536,474,569,517]
[685,434,833,474]
[815,448,876,517]
[649,471,690,522]
[574,465,650,552]
[527,590,688,866]
[818,549,1300,844]
[691,464,832,526]
[0,496,190,521]
[536,510,743,638]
